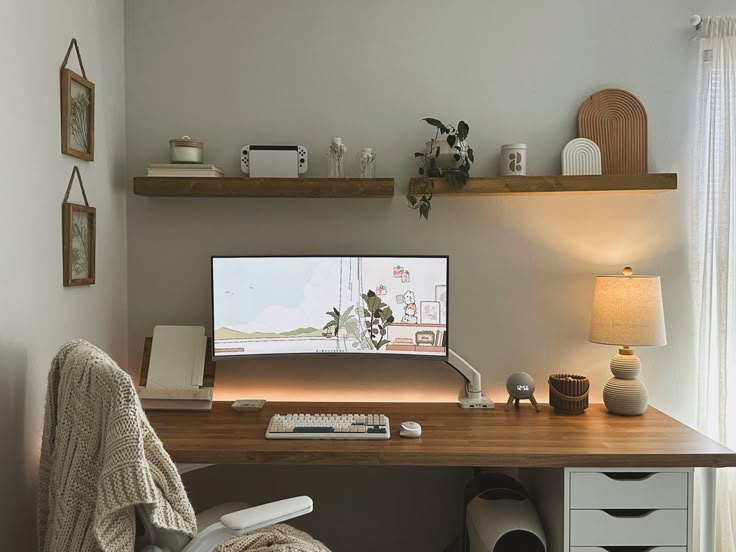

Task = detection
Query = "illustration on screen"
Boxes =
[212,256,447,357]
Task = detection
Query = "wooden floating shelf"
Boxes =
[133,177,395,198]
[408,173,677,195]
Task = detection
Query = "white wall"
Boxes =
[125,0,700,416]
[2,1,734,549]
[0,0,128,548]
[123,2,719,549]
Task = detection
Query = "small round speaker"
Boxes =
[506,372,535,399]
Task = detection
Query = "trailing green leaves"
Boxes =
[408,117,473,220]
[422,117,448,134]
[457,120,469,142]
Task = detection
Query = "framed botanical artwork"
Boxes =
[62,167,96,286]
[420,301,440,324]
[60,38,95,161]
[435,284,447,324]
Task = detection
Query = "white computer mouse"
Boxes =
[400,421,422,438]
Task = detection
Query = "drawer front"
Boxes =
[572,548,687,552]
[570,509,688,547]
[570,471,689,509]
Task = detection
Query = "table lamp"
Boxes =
[588,267,666,416]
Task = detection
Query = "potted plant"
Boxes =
[407,117,474,220]
[357,290,394,350]
[323,307,341,338]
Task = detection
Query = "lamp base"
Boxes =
[602,348,648,416]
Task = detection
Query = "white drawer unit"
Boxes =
[571,548,687,552]
[521,467,693,552]
[569,471,689,509]
[570,509,688,547]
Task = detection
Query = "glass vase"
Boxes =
[327,137,347,178]
[359,148,376,178]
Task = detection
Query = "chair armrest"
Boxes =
[180,496,314,552]
[220,496,313,534]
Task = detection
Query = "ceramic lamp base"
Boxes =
[602,348,648,416]
[603,377,648,415]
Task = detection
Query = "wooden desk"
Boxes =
[148,401,734,551]
[146,401,735,467]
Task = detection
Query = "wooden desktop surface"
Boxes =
[146,401,736,468]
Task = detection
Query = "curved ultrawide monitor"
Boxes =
[211,255,448,359]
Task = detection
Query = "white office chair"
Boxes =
[135,495,314,552]
[39,340,319,552]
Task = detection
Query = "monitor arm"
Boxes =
[446,349,495,409]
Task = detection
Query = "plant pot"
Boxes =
[548,374,590,414]
[426,139,463,170]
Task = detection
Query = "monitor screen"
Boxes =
[211,255,448,359]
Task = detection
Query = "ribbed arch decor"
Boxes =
[561,138,602,175]
[578,88,648,175]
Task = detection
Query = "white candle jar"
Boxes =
[500,143,527,176]
[170,136,204,164]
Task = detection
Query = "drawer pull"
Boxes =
[601,472,655,481]
[602,509,655,518]
[600,546,656,552]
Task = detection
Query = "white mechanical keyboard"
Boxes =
[265,413,390,440]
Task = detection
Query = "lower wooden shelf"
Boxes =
[408,173,677,195]
[386,345,444,352]
[133,177,395,198]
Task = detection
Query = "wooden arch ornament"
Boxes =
[578,88,648,175]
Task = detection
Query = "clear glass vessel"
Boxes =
[359,147,376,178]
[327,137,347,178]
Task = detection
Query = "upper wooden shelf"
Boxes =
[408,173,677,195]
[133,177,395,198]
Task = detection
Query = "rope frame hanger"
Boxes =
[60,38,87,79]
[63,165,90,207]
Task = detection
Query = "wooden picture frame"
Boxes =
[435,284,447,324]
[420,301,441,324]
[60,39,95,161]
[62,167,96,286]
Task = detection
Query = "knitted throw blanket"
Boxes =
[38,340,197,552]
[214,524,331,552]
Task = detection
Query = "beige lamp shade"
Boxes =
[588,271,667,347]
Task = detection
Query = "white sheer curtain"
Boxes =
[692,16,736,552]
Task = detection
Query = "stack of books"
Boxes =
[146,163,224,177]
[434,329,446,347]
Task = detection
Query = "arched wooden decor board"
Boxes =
[578,89,648,175]
[562,138,602,176]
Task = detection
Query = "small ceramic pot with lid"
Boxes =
[500,143,527,176]
[169,136,203,164]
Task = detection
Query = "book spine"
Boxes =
[147,171,223,177]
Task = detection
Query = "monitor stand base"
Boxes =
[458,395,495,409]
[447,349,495,409]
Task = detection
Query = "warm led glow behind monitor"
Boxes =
[211,256,448,359]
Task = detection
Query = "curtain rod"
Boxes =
[691,14,702,30]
